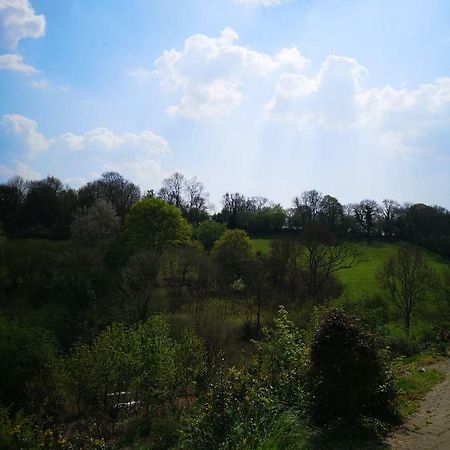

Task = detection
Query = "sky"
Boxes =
[0,0,449,209]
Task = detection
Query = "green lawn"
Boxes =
[250,238,449,301]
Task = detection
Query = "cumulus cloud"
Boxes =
[266,53,450,155]
[1,113,171,157]
[0,114,172,188]
[267,55,368,129]
[147,27,309,118]
[1,113,49,152]
[0,52,37,73]
[0,0,45,49]
[356,77,450,155]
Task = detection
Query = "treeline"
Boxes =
[1,171,449,256]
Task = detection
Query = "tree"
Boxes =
[319,194,343,231]
[298,225,363,302]
[120,250,161,321]
[381,199,401,237]
[377,246,436,335]
[269,238,304,303]
[211,229,256,287]
[158,172,186,209]
[310,309,397,425]
[195,220,226,251]
[247,204,287,235]
[352,199,381,240]
[0,317,58,412]
[184,177,210,225]
[78,172,140,219]
[124,198,191,254]
[19,176,77,238]
[218,193,249,229]
[71,199,121,246]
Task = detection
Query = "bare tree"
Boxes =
[377,246,436,335]
[298,225,364,302]
[158,172,186,209]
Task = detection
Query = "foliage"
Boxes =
[212,229,256,286]
[309,308,398,426]
[124,197,191,254]
[0,317,59,413]
[195,220,226,251]
[71,200,121,246]
[181,307,309,450]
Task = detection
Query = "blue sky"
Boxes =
[0,0,449,209]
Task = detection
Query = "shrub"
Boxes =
[309,308,398,426]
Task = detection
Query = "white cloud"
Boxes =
[0,52,37,73]
[265,52,450,155]
[58,127,171,156]
[267,55,368,129]
[1,114,172,157]
[13,159,40,179]
[0,114,172,189]
[356,77,450,154]
[105,159,161,186]
[234,0,290,6]
[0,0,45,49]
[167,79,243,119]
[147,27,309,118]
[1,113,49,152]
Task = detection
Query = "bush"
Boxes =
[309,308,398,426]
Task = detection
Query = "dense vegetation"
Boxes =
[0,171,448,449]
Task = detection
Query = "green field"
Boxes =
[251,238,449,301]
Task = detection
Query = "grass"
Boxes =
[395,353,447,417]
[252,238,272,255]
[250,238,448,301]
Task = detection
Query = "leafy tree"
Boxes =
[247,204,287,235]
[176,328,207,399]
[0,317,58,412]
[377,246,437,335]
[319,194,344,231]
[78,172,140,219]
[351,199,381,240]
[381,199,401,237]
[124,197,191,254]
[195,220,226,251]
[133,315,178,415]
[217,192,249,229]
[310,309,398,425]
[71,199,121,246]
[211,229,256,287]
[120,250,161,321]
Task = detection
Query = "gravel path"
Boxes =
[386,358,450,450]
